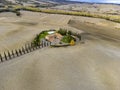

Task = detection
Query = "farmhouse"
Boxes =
[45,33,63,44]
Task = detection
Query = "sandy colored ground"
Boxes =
[0,11,120,90]
[0,35,120,90]
[0,11,75,54]
[68,16,120,41]
[53,3,120,15]
[0,11,120,54]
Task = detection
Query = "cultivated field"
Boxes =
[53,3,120,15]
[0,11,74,54]
[68,16,120,40]
[0,34,120,90]
[0,11,120,90]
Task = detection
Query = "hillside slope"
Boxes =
[0,0,61,4]
[0,35,120,90]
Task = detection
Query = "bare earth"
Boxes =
[0,11,120,90]
[0,11,74,54]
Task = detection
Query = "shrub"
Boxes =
[67,30,72,35]
[57,28,67,35]
[23,7,41,12]
[77,34,81,40]
[33,34,40,46]
[70,40,75,46]
[39,31,48,38]
[33,31,48,46]
[16,11,21,16]
[61,35,74,43]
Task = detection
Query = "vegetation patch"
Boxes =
[32,29,81,47]
[33,30,49,46]
[1,5,120,23]
[61,35,74,43]
[0,7,21,16]
[19,6,120,23]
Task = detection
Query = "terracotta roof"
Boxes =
[45,33,63,42]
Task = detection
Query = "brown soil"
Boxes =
[0,11,120,90]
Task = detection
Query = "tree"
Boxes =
[16,11,21,16]
[70,40,75,46]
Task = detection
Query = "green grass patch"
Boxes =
[61,35,74,43]
[57,28,67,35]
[33,31,48,46]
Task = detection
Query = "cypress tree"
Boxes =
[15,50,19,56]
[25,44,29,53]
[0,54,3,62]
[31,43,33,50]
[19,49,22,55]
[28,44,32,52]
[12,50,15,58]
[26,47,29,53]
[4,52,7,60]
[22,47,25,54]
[38,42,41,48]
[8,51,11,59]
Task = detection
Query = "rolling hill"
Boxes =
[0,0,67,4]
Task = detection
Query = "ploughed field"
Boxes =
[0,11,120,90]
[0,11,72,54]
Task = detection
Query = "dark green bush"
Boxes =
[57,28,67,35]
[33,34,40,46]
[33,31,48,46]
[77,34,81,40]
[61,35,74,43]
[67,30,72,35]
[16,11,21,16]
